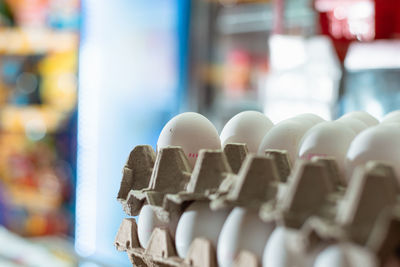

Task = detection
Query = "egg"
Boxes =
[137,204,179,248]
[336,117,368,134]
[175,201,230,258]
[289,113,325,128]
[220,111,274,153]
[381,110,400,124]
[157,112,221,167]
[313,245,348,267]
[339,111,378,127]
[217,207,273,267]
[345,124,400,182]
[258,120,311,164]
[313,244,377,267]
[298,121,356,180]
[262,226,298,267]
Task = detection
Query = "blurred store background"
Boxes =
[0,0,398,266]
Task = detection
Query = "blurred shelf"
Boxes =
[216,1,316,35]
[0,27,78,55]
[217,3,274,34]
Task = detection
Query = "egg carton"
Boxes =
[115,144,400,267]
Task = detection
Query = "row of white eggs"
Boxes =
[139,110,400,267]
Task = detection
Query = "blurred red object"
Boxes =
[224,50,252,97]
[315,0,400,62]
[374,0,400,39]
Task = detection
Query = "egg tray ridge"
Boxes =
[115,144,400,267]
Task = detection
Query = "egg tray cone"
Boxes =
[115,144,400,267]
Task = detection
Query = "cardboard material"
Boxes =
[223,143,248,174]
[184,238,217,267]
[115,144,400,267]
[120,146,191,220]
[280,160,335,228]
[210,154,279,210]
[117,145,156,216]
[264,149,291,183]
[336,162,399,245]
[368,207,400,263]
[115,218,140,251]
[261,161,400,267]
[233,251,259,267]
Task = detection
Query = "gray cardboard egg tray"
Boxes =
[114,144,400,267]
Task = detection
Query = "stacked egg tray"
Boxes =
[115,143,400,267]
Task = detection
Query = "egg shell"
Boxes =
[137,204,178,248]
[313,245,348,267]
[289,113,325,128]
[381,110,400,124]
[339,111,378,127]
[262,226,298,267]
[336,117,368,134]
[217,207,273,267]
[258,120,311,164]
[175,201,231,258]
[220,111,274,153]
[298,121,356,180]
[157,112,221,167]
[345,124,400,182]
[313,244,377,267]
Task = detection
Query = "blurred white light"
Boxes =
[269,35,307,70]
[365,99,384,120]
[75,42,100,257]
[266,73,307,99]
[265,35,340,122]
[345,40,400,71]
[311,76,335,103]
[348,1,373,19]
[265,100,331,123]
[25,117,47,141]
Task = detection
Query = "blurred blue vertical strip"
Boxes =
[176,0,191,113]
[0,182,7,225]
[79,0,86,46]
[76,1,192,265]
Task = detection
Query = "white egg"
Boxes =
[220,111,274,153]
[175,201,230,258]
[345,124,400,182]
[313,244,377,267]
[298,121,356,180]
[217,207,273,267]
[381,110,400,124]
[262,226,297,267]
[336,117,368,134]
[258,120,311,164]
[313,245,348,267]
[157,112,221,167]
[339,111,378,127]
[137,204,178,248]
[289,113,325,128]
